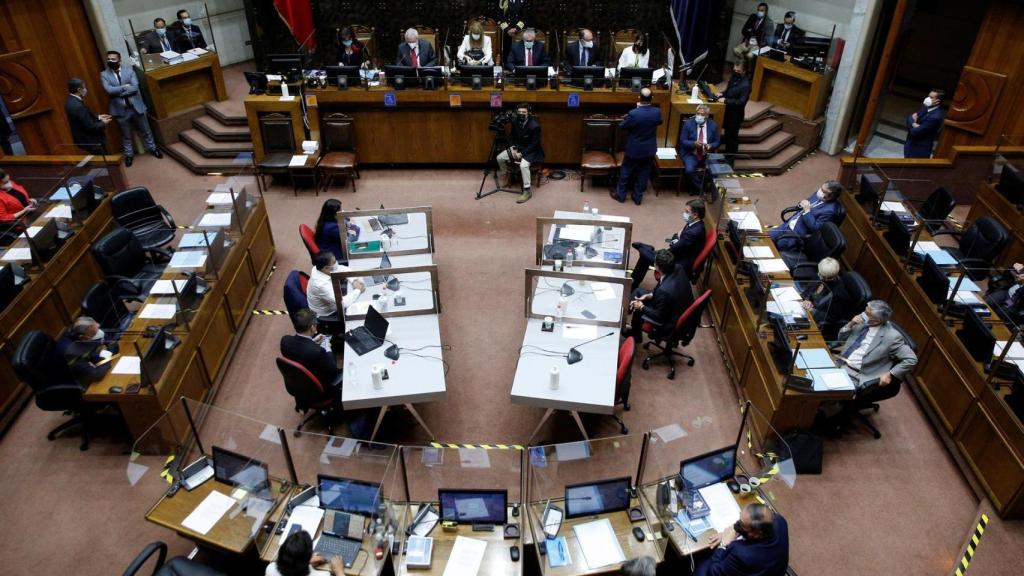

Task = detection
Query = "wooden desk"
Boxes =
[837,191,1024,518]
[751,58,830,120]
[965,181,1024,268]
[395,504,521,576]
[141,53,228,120]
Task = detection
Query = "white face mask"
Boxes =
[91,328,105,341]
[582,40,593,49]
[523,41,534,49]
[784,23,793,29]
[923,97,934,107]
[407,41,418,50]
[471,33,481,40]
[682,211,692,222]
[816,189,826,200]
[859,312,871,325]
[1,180,11,190]
[694,115,706,125]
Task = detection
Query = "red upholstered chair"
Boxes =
[691,226,717,287]
[299,224,319,260]
[276,356,341,434]
[608,336,636,434]
[642,289,712,379]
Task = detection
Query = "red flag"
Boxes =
[273,0,316,49]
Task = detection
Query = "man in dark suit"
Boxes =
[562,28,602,75]
[712,60,751,157]
[632,199,707,287]
[64,78,111,155]
[396,28,438,67]
[772,12,804,51]
[801,258,857,342]
[694,503,789,576]
[505,29,549,71]
[627,249,694,341]
[141,18,174,54]
[614,88,663,205]
[904,89,944,158]
[101,51,162,166]
[56,317,117,384]
[498,0,528,64]
[497,103,544,203]
[280,308,343,392]
[679,104,720,194]
[769,180,843,251]
[170,9,207,52]
[984,263,1024,326]
[734,3,772,60]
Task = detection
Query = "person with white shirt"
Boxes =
[836,300,917,390]
[769,180,842,251]
[617,32,650,70]
[457,20,494,66]
[307,251,365,318]
[265,530,343,576]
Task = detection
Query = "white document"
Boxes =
[283,505,324,541]
[180,52,199,62]
[756,258,789,273]
[913,241,941,252]
[995,341,1024,359]
[559,224,594,242]
[412,508,439,537]
[206,192,233,205]
[728,211,762,231]
[743,246,774,259]
[44,205,72,219]
[179,232,213,249]
[547,66,557,77]
[181,490,237,535]
[26,226,42,238]
[880,201,908,213]
[591,282,616,301]
[442,536,488,576]
[563,323,598,340]
[140,303,178,319]
[949,291,981,305]
[289,154,308,167]
[198,212,231,227]
[1,248,32,261]
[458,448,491,468]
[169,251,208,269]
[112,355,142,375]
[770,286,802,302]
[822,371,852,390]
[698,483,742,533]
[656,147,678,159]
[767,300,806,318]
[150,279,189,295]
[188,47,209,56]
[573,518,626,570]
[653,423,688,443]
[948,276,980,292]
[555,441,591,462]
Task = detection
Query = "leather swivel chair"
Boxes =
[123,541,224,576]
[81,281,134,338]
[276,356,342,435]
[642,290,712,380]
[92,227,165,300]
[110,187,177,255]
[933,216,1009,280]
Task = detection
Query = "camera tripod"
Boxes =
[476,125,522,200]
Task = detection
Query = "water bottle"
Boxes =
[583,200,591,216]
[565,249,574,270]
[347,361,358,387]
[556,296,568,324]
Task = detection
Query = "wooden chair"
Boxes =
[612,117,629,168]
[255,112,295,193]
[562,28,604,63]
[580,115,616,192]
[318,113,359,193]
[401,25,438,65]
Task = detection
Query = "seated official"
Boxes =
[694,503,789,576]
[57,317,117,384]
[141,18,174,54]
[800,258,856,341]
[336,27,366,67]
[734,3,772,60]
[497,103,544,204]
[620,556,656,576]
[563,28,602,75]
[457,21,493,66]
[0,169,38,224]
[307,251,365,319]
[679,105,720,194]
[314,199,359,262]
[626,250,694,341]
[280,309,343,392]
[772,11,804,51]
[836,300,918,390]
[170,9,207,52]
[984,263,1024,326]
[769,181,843,251]
[505,28,549,70]
[617,32,650,70]
[396,28,437,68]
[266,526,342,576]
[631,199,706,287]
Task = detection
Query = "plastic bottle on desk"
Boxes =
[557,296,568,324]
[347,361,358,387]
[583,200,591,215]
[565,249,574,270]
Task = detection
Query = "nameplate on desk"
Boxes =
[567,92,580,108]
[449,93,462,108]
[384,92,397,107]
[304,94,317,107]
[489,92,502,108]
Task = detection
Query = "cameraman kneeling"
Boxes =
[497,103,545,204]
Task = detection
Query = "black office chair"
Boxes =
[276,357,343,435]
[845,321,917,439]
[123,541,224,576]
[779,197,846,228]
[777,222,847,281]
[91,227,165,300]
[817,271,872,342]
[642,290,712,380]
[932,216,1009,280]
[917,186,956,234]
[111,187,177,256]
[12,331,94,451]
[81,281,134,338]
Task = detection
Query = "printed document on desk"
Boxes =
[1,248,32,262]
[880,201,908,213]
[179,232,214,249]
[151,279,190,295]
[756,258,789,273]
[807,367,856,392]
[442,536,487,576]
[169,251,208,269]
[112,355,142,375]
[795,348,834,370]
[559,224,595,242]
[573,518,625,569]
[181,490,237,535]
[743,246,775,259]
[44,204,72,219]
[140,303,178,319]
[995,341,1024,359]
[656,147,677,159]
[206,192,233,205]
[770,286,802,302]
[698,483,741,533]
[948,276,980,292]
[284,505,324,542]
[728,211,762,231]
[198,212,231,228]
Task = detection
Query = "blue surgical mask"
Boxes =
[155,27,166,37]
[524,41,534,49]
[784,23,793,29]
[342,40,353,47]
[183,17,192,26]
[859,312,870,324]
[694,115,706,125]
[757,10,765,18]
[682,212,692,222]
[816,189,826,200]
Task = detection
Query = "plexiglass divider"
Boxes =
[536,216,632,270]
[340,206,435,261]
[524,268,629,327]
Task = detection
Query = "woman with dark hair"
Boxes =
[617,32,650,70]
[314,199,359,262]
[336,27,365,67]
[0,168,36,224]
[265,530,341,576]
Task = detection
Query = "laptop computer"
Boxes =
[377,212,409,227]
[366,252,392,286]
[343,305,389,355]
[314,475,380,568]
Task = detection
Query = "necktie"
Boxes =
[115,71,131,110]
[161,37,170,51]
[783,29,789,43]
[526,47,532,66]
[411,47,418,69]
[697,126,705,161]
[842,328,868,358]
[580,46,585,65]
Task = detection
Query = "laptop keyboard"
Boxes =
[314,534,360,567]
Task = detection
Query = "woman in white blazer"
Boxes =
[457,21,494,66]
[617,32,650,70]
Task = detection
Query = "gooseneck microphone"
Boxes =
[567,331,616,364]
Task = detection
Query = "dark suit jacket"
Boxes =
[772,24,805,48]
[64,95,106,153]
[171,23,207,52]
[510,116,544,164]
[562,40,602,74]
[642,268,694,331]
[142,30,174,54]
[810,275,856,340]
[904,106,943,158]
[695,514,789,576]
[505,41,550,70]
[280,334,342,390]
[721,74,752,128]
[337,42,366,67]
[670,220,707,275]
[679,118,721,158]
[770,191,839,251]
[56,332,110,384]
[396,39,437,67]
[741,13,771,43]
[619,104,663,158]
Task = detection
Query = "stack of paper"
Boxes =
[140,303,177,319]
[795,348,834,370]
[283,505,324,541]
[289,155,308,167]
[656,147,678,160]
[807,367,856,392]
[150,279,190,295]
[697,483,742,532]
[112,355,141,375]
[728,211,762,231]
[45,205,72,219]
[573,518,625,570]
[181,491,236,535]
[198,212,232,228]
[743,246,774,259]
[880,201,908,213]
[206,192,233,205]
[756,258,789,273]
[169,251,207,269]
[442,536,487,576]
[770,286,802,302]
[1,248,32,262]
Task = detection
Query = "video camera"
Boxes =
[489,110,518,132]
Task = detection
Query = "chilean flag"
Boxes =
[671,0,712,72]
[274,0,316,49]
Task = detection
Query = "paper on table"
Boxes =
[948,276,981,292]
[563,323,598,340]
[169,251,207,268]
[442,536,488,576]
[795,348,834,370]
[591,282,616,301]
[150,279,189,295]
[880,201,907,213]
[807,368,856,392]
[573,518,626,570]
[282,505,324,541]
[140,303,178,319]
[289,154,308,167]
[766,301,806,318]
[949,291,982,305]
[1,248,32,261]
[206,192,233,205]
[914,241,941,252]
[26,226,43,238]
[656,147,678,159]
[179,232,213,249]
[198,212,231,227]
[756,258,789,273]
[995,341,1024,359]
[45,205,72,219]
[112,355,142,375]
[743,246,775,259]
[919,249,956,265]
[770,286,802,302]
[559,224,594,242]
[546,535,572,567]
[698,483,742,533]
[728,211,762,231]
[181,490,237,535]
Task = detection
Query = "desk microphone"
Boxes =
[567,331,616,365]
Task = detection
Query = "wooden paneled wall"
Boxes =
[0,0,118,155]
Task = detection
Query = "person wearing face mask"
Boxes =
[397,28,437,68]
[141,18,174,54]
[336,27,366,67]
[497,103,544,203]
[713,59,751,157]
[625,249,693,342]
[679,104,720,194]
[772,12,804,51]
[836,300,917,392]
[458,21,494,66]
[769,180,843,251]
[694,503,789,576]
[799,257,856,341]
[613,87,662,205]
[630,199,706,287]
[171,9,208,53]
[734,3,772,60]
[57,317,118,384]
[617,32,650,70]
[280,308,344,394]
[904,89,945,158]
[563,28,602,75]
[64,78,112,155]
[505,28,550,71]
[0,169,38,225]
[100,51,161,167]
[307,251,365,319]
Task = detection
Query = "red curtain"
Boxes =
[273,0,316,49]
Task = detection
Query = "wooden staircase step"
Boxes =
[733,143,807,175]
[738,117,782,143]
[180,129,253,158]
[737,130,795,158]
[193,115,251,142]
[165,142,252,174]
[742,100,773,126]
[204,100,248,126]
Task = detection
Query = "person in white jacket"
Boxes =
[617,32,650,70]
[457,21,494,66]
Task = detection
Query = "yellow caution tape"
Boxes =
[954,514,989,576]
[430,442,524,450]
[252,309,288,315]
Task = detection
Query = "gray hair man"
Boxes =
[837,300,917,389]
[397,27,436,67]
